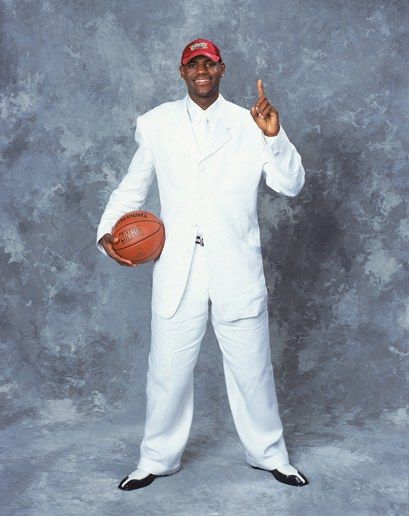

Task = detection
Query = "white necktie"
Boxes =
[194,113,210,239]
[196,114,210,156]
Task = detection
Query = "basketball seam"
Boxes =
[113,222,162,250]
[138,233,166,262]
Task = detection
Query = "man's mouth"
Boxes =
[194,78,211,85]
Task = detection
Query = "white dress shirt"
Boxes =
[186,94,222,239]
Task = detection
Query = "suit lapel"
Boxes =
[174,93,235,165]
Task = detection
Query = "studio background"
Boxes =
[1,0,407,514]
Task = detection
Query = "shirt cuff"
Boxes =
[96,221,115,257]
[262,125,286,155]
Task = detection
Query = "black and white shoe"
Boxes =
[118,469,158,491]
[118,464,182,491]
[251,463,309,486]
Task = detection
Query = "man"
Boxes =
[96,38,309,490]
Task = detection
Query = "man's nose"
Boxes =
[196,63,208,74]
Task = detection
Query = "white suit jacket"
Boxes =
[96,93,305,321]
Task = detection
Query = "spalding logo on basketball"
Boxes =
[111,210,165,264]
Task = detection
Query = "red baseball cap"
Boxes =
[181,38,222,65]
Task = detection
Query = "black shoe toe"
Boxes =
[118,473,157,491]
[271,468,309,486]
[250,464,309,486]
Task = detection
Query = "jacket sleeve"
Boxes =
[96,116,156,256]
[260,125,305,197]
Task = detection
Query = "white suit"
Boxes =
[96,92,305,474]
[96,93,304,321]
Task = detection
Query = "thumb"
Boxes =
[106,233,118,245]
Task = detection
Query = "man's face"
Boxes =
[179,55,225,98]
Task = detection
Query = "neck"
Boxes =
[188,89,220,110]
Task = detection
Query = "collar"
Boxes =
[186,93,222,126]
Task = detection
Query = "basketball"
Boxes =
[111,210,165,264]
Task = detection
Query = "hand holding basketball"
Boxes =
[98,233,137,267]
[99,211,165,266]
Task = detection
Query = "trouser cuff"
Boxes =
[246,453,290,471]
[137,458,181,476]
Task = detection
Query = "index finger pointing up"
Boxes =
[257,79,265,97]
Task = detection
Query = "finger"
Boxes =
[257,79,265,98]
[255,94,266,109]
[118,261,136,267]
[250,106,260,121]
[260,103,272,117]
[115,255,135,266]
[118,260,137,267]
[256,101,270,118]
[257,98,269,112]
[108,237,135,266]
[106,246,134,266]
[261,102,279,118]
[99,235,132,265]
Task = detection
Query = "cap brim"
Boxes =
[182,51,220,65]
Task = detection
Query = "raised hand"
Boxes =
[250,79,280,136]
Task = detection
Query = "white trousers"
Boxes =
[136,241,290,475]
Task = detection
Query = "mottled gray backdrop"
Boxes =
[1,0,407,514]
